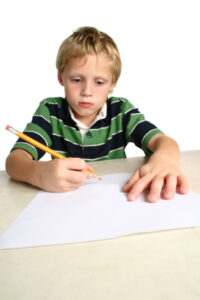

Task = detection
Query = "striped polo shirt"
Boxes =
[12,97,163,161]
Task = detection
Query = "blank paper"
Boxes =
[0,172,200,249]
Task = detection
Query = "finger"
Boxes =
[66,169,87,185]
[82,169,93,179]
[60,183,81,192]
[162,174,177,200]
[64,159,94,180]
[63,158,87,171]
[147,175,164,203]
[177,174,190,194]
[51,175,84,193]
[85,163,94,172]
[127,173,154,201]
[123,170,140,192]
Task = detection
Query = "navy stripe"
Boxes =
[83,131,126,159]
[123,108,141,130]
[130,121,157,148]
[17,131,48,159]
[32,116,52,136]
[46,100,79,129]
[109,99,124,118]
[91,98,124,129]
[52,131,126,159]
[52,135,82,157]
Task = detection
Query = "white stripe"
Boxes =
[111,98,126,104]
[83,146,124,161]
[51,116,80,132]
[109,146,124,153]
[34,114,51,124]
[141,128,159,145]
[111,112,122,121]
[124,108,133,115]
[107,130,123,141]
[83,141,106,147]
[83,155,108,161]
[111,99,121,104]
[82,130,123,148]
[52,133,81,146]
[129,120,146,136]
[46,102,60,106]
[89,125,110,131]
[52,150,68,155]
[25,130,49,147]
[124,108,143,116]
[15,142,38,156]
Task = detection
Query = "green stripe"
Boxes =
[142,129,163,157]
[25,123,52,147]
[34,101,51,122]
[84,147,126,162]
[51,117,82,145]
[126,117,145,139]
[42,97,63,108]
[12,143,38,160]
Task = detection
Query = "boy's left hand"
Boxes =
[123,153,189,202]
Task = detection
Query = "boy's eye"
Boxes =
[96,80,104,85]
[72,78,81,83]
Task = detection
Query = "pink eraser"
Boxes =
[5,125,10,130]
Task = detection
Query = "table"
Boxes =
[0,151,200,300]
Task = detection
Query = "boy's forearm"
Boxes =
[6,150,90,192]
[148,134,180,163]
[6,150,39,187]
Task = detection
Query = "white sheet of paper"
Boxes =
[0,172,200,249]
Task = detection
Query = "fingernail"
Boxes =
[165,192,173,199]
[149,194,158,202]
[129,195,135,202]
[181,187,189,194]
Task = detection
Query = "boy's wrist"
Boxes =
[149,135,180,164]
[149,150,180,166]
[30,161,46,189]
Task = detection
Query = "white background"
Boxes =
[1,0,200,170]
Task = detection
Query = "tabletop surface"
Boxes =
[0,151,200,300]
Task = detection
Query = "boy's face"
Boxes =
[58,54,115,126]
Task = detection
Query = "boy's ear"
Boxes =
[58,72,64,86]
[110,82,117,93]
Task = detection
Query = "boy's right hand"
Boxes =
[35,158,93,192]
[6,149,93,193]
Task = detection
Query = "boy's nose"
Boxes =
[81,81,92,96]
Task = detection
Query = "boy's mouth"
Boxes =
[79,102,93,108]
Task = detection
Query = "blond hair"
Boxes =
[56,26,121,84]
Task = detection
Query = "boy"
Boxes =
[6,26,189,202]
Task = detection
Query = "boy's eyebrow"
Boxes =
[95,76,109,81]
[69,74,110,81]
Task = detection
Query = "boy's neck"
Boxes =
[69,103,107,128]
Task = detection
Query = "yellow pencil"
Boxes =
[6,125,100,180]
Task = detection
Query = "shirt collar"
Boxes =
[69,102,107,130]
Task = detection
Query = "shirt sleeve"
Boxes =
[11,100,52,160]
[122,99,163,157]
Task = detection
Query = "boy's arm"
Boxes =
[123,133,189,202]
[6,149,92,192]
